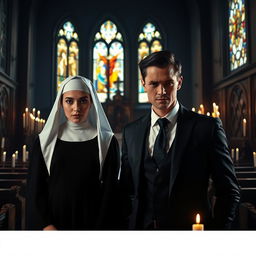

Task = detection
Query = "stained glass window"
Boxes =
[56,21,79,91]
[229,0,247,71]
[93,20,124,103]
[138,23,163,103]
[0,0,8,72]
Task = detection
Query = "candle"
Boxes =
[12,153,16,168]
[15,150,18,160]
[37,110,40,119]
[236,148,239,162]
[22,145,26,163]
[242,118,246,137]
[32,108,36,116]
[192,213,204,231]
[23,113,26,129]
[26,151,29,161]
[25,107,29,129]
[2,151,6,162]
[1,137,5,149]
[198,110,202,114]
[192,107,195,112]
[206,112,210,116]
[253,152,256,168]
[231,148,235,161]
[199,104,204,115]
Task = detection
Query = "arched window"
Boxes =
[56,21,79,91]
[138,22,163,103]
[229,0,247,71]
[93,20,124,103]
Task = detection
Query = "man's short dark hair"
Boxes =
[139,50,182,81]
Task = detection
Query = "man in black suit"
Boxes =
[120,50,240,230]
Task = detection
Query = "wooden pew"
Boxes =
[0,203,16,230]
[239,202,256,230]
[0,186,25,230]
[238,178,256,188]
[236,171,256,179]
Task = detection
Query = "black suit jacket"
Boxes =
[120,104,240,230]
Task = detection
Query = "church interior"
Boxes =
[0,0,256,230]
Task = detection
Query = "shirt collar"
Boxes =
[151,101,180,128]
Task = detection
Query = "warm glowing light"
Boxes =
[196,213,200,224]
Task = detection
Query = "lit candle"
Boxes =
[1,137,5,149]
[242,118,246,137]
[2,151,6,162]
[23,113,26,129]
[192,107,195,112]
[253,152,256,168]
[32,108,36,116]
[25,107,29,128]
[199,104,204,115]
[198,110,202,114]
[192,213,204,231]
[231,148,235,161]
[236,148,239,162]
[206,112,210,116]
[15,150,18,160]
[12,154,16,168]
[37,110,40,119]
[22,145,26,163]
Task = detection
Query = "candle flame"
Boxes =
[196,214,200,224]
[243,118,246,123]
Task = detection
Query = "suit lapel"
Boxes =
[169,105,196,196]
[132,113,150,192]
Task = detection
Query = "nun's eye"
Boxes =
[79,98,88,104]
[65,99,73,104]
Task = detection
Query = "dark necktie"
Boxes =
[153,118,169,167]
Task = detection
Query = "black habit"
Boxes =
[27,136,120,230]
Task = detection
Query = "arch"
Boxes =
[56,20,79,91]
[137,21,164,103]
[92,20,124,103]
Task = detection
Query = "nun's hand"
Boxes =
[43,224,57,230]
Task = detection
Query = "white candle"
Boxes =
[236,148,239,162]
[15,151,18,160]
[253,152,256,168]
[1,137,5,148]
[2,151,6,162]
[23,113,26,129]
[25,107,29,129]
[198,110,202,114]
[32,108,36,116]
[12,154,16,168]
[243,118,246,137]
[192,107,195,112]
[199,104,204,115]
[22,145,26,162]
[231,148,235,161]
[206,112,210,116]
[37,110,40,119]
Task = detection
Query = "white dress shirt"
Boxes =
[147,101,180,156]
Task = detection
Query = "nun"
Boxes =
[27,76,121,230]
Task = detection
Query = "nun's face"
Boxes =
[62,90,92,123]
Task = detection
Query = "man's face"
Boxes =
[142,65,183,116]
[62,90,92,124]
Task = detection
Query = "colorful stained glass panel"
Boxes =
[229,0,247,71]
[138,23,163,103]
[57,38,68,90]
[93,21,124,102]
[68,41,79,77]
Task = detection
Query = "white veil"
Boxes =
[38,75,114,179]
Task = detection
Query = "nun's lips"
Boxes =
[72,114,80,118]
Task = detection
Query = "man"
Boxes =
[120,50,240,230]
